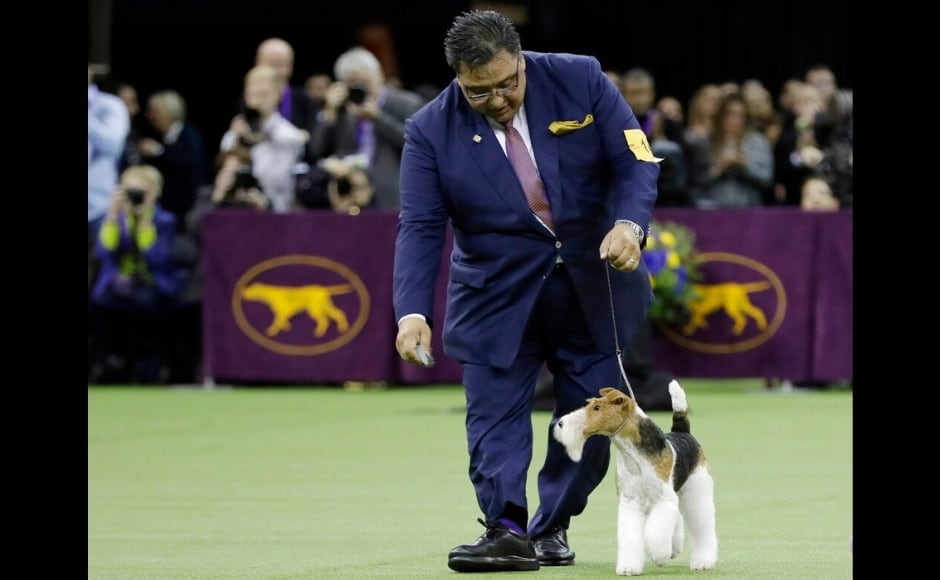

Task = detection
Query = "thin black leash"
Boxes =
[605,263,637,401]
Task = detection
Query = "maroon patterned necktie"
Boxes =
[503,121,555,231]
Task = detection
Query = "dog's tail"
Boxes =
[668,380,692,433]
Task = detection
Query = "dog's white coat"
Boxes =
[553,380,718,576]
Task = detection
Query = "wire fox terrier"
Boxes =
[553,380,718,575]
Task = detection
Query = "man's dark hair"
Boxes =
[443,10,521,73]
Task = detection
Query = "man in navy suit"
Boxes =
[393,10,661,572]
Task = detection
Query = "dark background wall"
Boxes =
[90,0,853,153]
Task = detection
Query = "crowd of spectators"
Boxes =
[606,65,852,211]
[88,40,852,385]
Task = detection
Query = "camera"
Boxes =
[239,103,263,132]
[125,187,146,205]
[221,166,264,208]
[232,167,260,192]
[334,176,354,197]
[346,84,368,105]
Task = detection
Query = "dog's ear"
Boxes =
[600,387,629,403]
[621,396,635,414]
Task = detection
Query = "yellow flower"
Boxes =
[666,251,681,269]
[659,230,677,248]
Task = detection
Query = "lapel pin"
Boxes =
[473,134,482,143]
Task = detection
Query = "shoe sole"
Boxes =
[537,555,575,566]
[447,555,540,572]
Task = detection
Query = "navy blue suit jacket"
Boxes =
[393,51,660,369]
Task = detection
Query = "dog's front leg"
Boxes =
[615,496,646,576]
[645,494,681,566]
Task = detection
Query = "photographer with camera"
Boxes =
[89,165,188,383]
[209,149,271,211]
[311,46,426,210]
[220,64,308,213]
[295,156,375,215]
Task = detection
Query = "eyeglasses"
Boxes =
[463,59,520,103]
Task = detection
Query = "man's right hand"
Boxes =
[396,316,433,366]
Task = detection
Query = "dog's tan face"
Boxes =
[553,387,640,462]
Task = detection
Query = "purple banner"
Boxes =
[649,208,852,382]
[201,210,400,383]
[201,208,852,384]
[809,211,853,380]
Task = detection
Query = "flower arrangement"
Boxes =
[641,220,701,326]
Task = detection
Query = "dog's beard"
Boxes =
[553,410,588,462]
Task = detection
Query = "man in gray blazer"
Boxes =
[311,46,426,210]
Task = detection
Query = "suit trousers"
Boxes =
[460,263,619,539]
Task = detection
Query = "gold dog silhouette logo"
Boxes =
[232,255,369,355]
[682,281,771,336]
[658,252,786,354]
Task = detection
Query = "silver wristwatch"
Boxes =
[616,220,645,244]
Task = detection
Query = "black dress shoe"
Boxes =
[533,525,575,566]
[447,518,540,572]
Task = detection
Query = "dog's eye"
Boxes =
[592,404,601,411]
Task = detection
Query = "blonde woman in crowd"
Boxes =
[88,165,186,383]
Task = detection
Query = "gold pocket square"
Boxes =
[548,114,594,135]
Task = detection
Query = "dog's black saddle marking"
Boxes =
[666,432,701,491]
[637,418,667,455]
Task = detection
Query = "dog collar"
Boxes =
[611,415,630,437]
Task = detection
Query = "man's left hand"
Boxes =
[599,223,642,272]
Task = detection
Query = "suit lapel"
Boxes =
[459,104,536,224]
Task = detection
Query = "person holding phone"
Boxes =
[311,46,426,210]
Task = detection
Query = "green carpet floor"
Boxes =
[88,379,852,578]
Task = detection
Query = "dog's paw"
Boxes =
[649,554,669,567]
[689,557,717,570]
[647,543,673,566]
[615,565,644,576]
[689,545,717,570]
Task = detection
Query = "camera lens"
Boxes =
[335,177,353,196]
[126,187,146,205]
[233,167,259,191]
[240,104,263,132]
[347,85,367,105]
